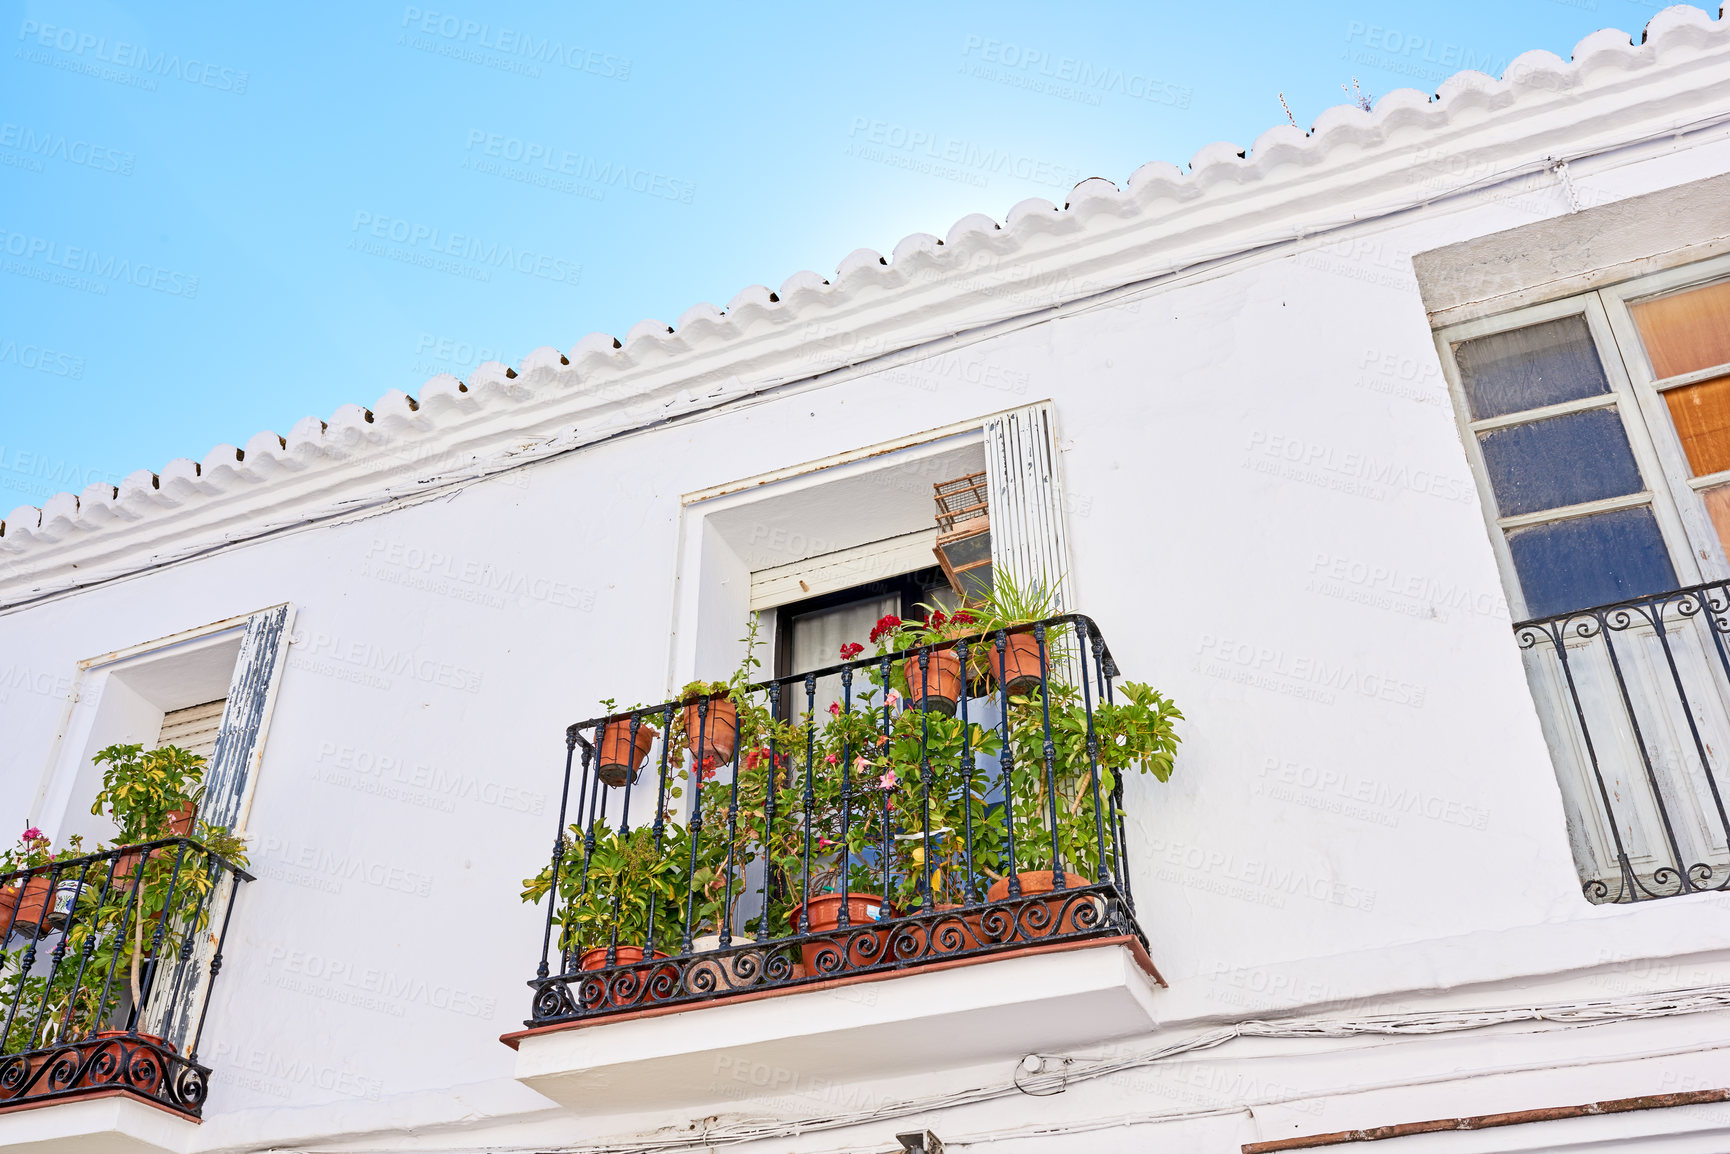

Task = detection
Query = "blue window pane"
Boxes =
[1508,506,1677,619]
[1477,407,1643,517]
[1455,315,1610,420]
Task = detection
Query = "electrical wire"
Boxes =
[285,978,1730,1154]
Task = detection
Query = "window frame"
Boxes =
[1599,252,1730,583]
[771,567,952,680]
[1434,288,1706,621]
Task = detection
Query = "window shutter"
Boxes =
[156,700,226,762]
[147,603,291,1050]
[983,403,1077,611]
[202,604,292,833]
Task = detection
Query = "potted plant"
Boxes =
[863,608,986,716]
[81,743,244,1058]
[523,817,698,1008]
[0,827,70,939]
[981,681,1182,935]
[0,747,247,1078]
[593,700,659,788]
[974,572,1069,696]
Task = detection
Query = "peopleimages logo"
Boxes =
[398,8,630,79]
[0,123,133,175]
[0,339,84,379]
[959,35,1191,108]
[0,228,199,297]
[16,20,250,93]
[463,131,695,203]
[350,211,582,286]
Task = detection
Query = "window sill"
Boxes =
[505,935,1164,1115]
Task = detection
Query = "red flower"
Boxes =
[951,609,977,626]
[868,615,902,644]
[926,610,947,629]
[839,642,864,660]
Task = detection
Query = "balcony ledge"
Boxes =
[0,1089,199,1153]
[505,935,1164,1114]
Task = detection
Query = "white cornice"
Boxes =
[2,6,1728,608]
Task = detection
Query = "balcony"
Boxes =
[1516,580,1730,902]
[508,615,1174,1110]
[0,838,251,1135]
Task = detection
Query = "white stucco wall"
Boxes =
[2,13,1730,1153]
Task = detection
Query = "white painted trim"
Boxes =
[749,529,940,611]
[1602,255,1730,579]
[1466,392,1619,434]
[1652,361,1730,392]
[682,410,1019,507]
[1494,492,1654,531]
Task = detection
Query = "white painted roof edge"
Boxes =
[1,6,1727,606]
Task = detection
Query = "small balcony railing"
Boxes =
[0,838,251,1117]
[525,614,1151,1025]
[1516,580,1730,903]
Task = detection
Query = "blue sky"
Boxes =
[0,0,1689,502]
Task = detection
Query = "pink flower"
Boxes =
[20,827,40,842]
[828,701,841,717]
[854,755,872,774]
[817,836,834,850]
[825,754,838,765]
[885,690,901,708]
[878,770,898,791]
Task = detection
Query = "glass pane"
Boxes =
[1701,482,1730,564]
[789,594,898,720]
[790,595,898,676]
[1630,279,1730,380]
[1662,373,1730,476]
[1507,506,1676,619]
[1477,407,1644,517]
[1454,315,1610,420]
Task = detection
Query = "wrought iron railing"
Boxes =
[1516,580,1730,903]
[526,614,1146,1025]
[0,839,251,1116]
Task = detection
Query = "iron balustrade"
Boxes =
[0,838,251,1117]
[1516,579,1730,903]
[525,614,1148,1025]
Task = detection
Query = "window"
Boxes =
[1437,256,1730,902]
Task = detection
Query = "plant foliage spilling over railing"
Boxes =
[0,839,251,1116]
[523,614,1180,1024]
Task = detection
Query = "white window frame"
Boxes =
[1435,255,1730,901]
[1432,259,1730,621]
[1600,252,1730,582]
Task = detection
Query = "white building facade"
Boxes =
[3,8,1730,1153]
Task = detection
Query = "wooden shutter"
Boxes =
[147,603,292,1050]
[156,700,226,762]
[983,403,1077,612]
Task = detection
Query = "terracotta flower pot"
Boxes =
[111,801,201,891]
[596,721,659,788]
[72,1031,175,1095]
[576,945,677,1008]
[0,876,55,939]
[902,649,964,716]
[791,893,894,975]
[989,634,1047,697]
[683,698,737,762]
[985,871,1099,937]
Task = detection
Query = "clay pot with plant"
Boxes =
[972,572,1071,696]
[976,680,1183,938]
[593,702,659,788]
